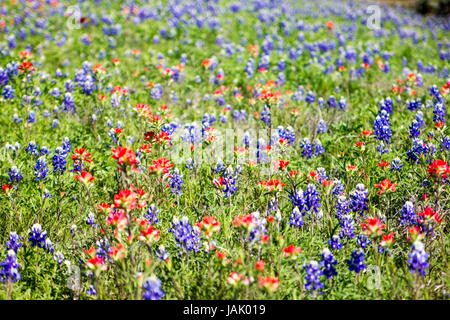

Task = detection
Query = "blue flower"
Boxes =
[145,204,160,225]
[8,166,23,183]
[142,275,165,300]
[28,223,48,249]
[357,235,372,249]
[0,250,21,283]
[347,249,367,274]
[350,184,369,216]
[6,232,22,253]
[328,235,343,250]
[408,241,429,276]
[320,248,338,280]
[169,168,184,195]
[303,261,324,294]
[169,216,201,253]
[34,156,49,181]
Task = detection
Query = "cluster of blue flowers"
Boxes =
[169,216,201,253]
[142,275,165,300]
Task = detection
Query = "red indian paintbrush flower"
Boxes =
[194,216,220,238]
[282,245,302,258]
[258,276,280,292]
[258,179,286,192]
[374,179,397,195]
[111,147,138,168]
[427,160,449,180]
[74,171,94,184]
[361,217,386,237]
[114,189,137,211]
[149,158,174,175]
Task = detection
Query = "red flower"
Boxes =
[360,217,386,237]
[377,160,390,169]
[360,130,374,137]
[380,232,395,247]
[2,184,11,195]
[109,244,125,261]
[114,189,137,211]
[258,276,280,292]
[282,245,302,258]
[195,216,221,238]
[427,160,449,180]
[258,179,286,192]
[273,160,289,170]
[139,225,161,243]
[149,158,173,175]
[255,260,265,271]
[417,207,441,225]
[232,215,256,230]
[111,147,138,168]
[86,256,107,271]
[18,61,36,73]
[374,179,397,195]
[74,171,94,185]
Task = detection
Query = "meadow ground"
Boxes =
[0,0,449,300]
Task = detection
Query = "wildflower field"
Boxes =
[0,0,449,301]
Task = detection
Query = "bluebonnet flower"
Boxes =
[409,111,424,138]
[25,141,39,156]
[391,158,403,171]
[433,102,446,124]
[6,232,22,253]
[406,139,436,163]
[2,85,15,99]
[156,245,169,261]
[0,250,21,283]
[328,235,343,250]
[86,213,97,228]
[400,201,418,226]
[142,275,165,300]
[300,138,313,159]
[357,235,372,249]
[305,91,315,104]
[317,120,328,134]
[406,99,422,111]
[338,97,347,110]
[145,204,160,225]
[12,113,22,124]
[277,126,296,145]
[248,211,268,243]
[169,216,201,253]
[335,195,351,220]
[350,184,369,216]
[339,214,356,239]
[95,239,111,261]
[327,96,337,108]
[52,147,68,174]
[8,166,23,183]
[304,184,321,214]
[53,252,65,265]
[303,261,324,294]
[216,167,239,198]
[331,180,344,197]
[441,135,450,151]
[185,158,196,171]
[347,249,367,274]
[320,248,338,280]
[313,140,325,156]
[260,105,271,127]
[28,224,48,249]
[408,241,429,277]
[86,285,97,295]
[34,156,49,181]
[169,168,184,196]
[373,110,392,151]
